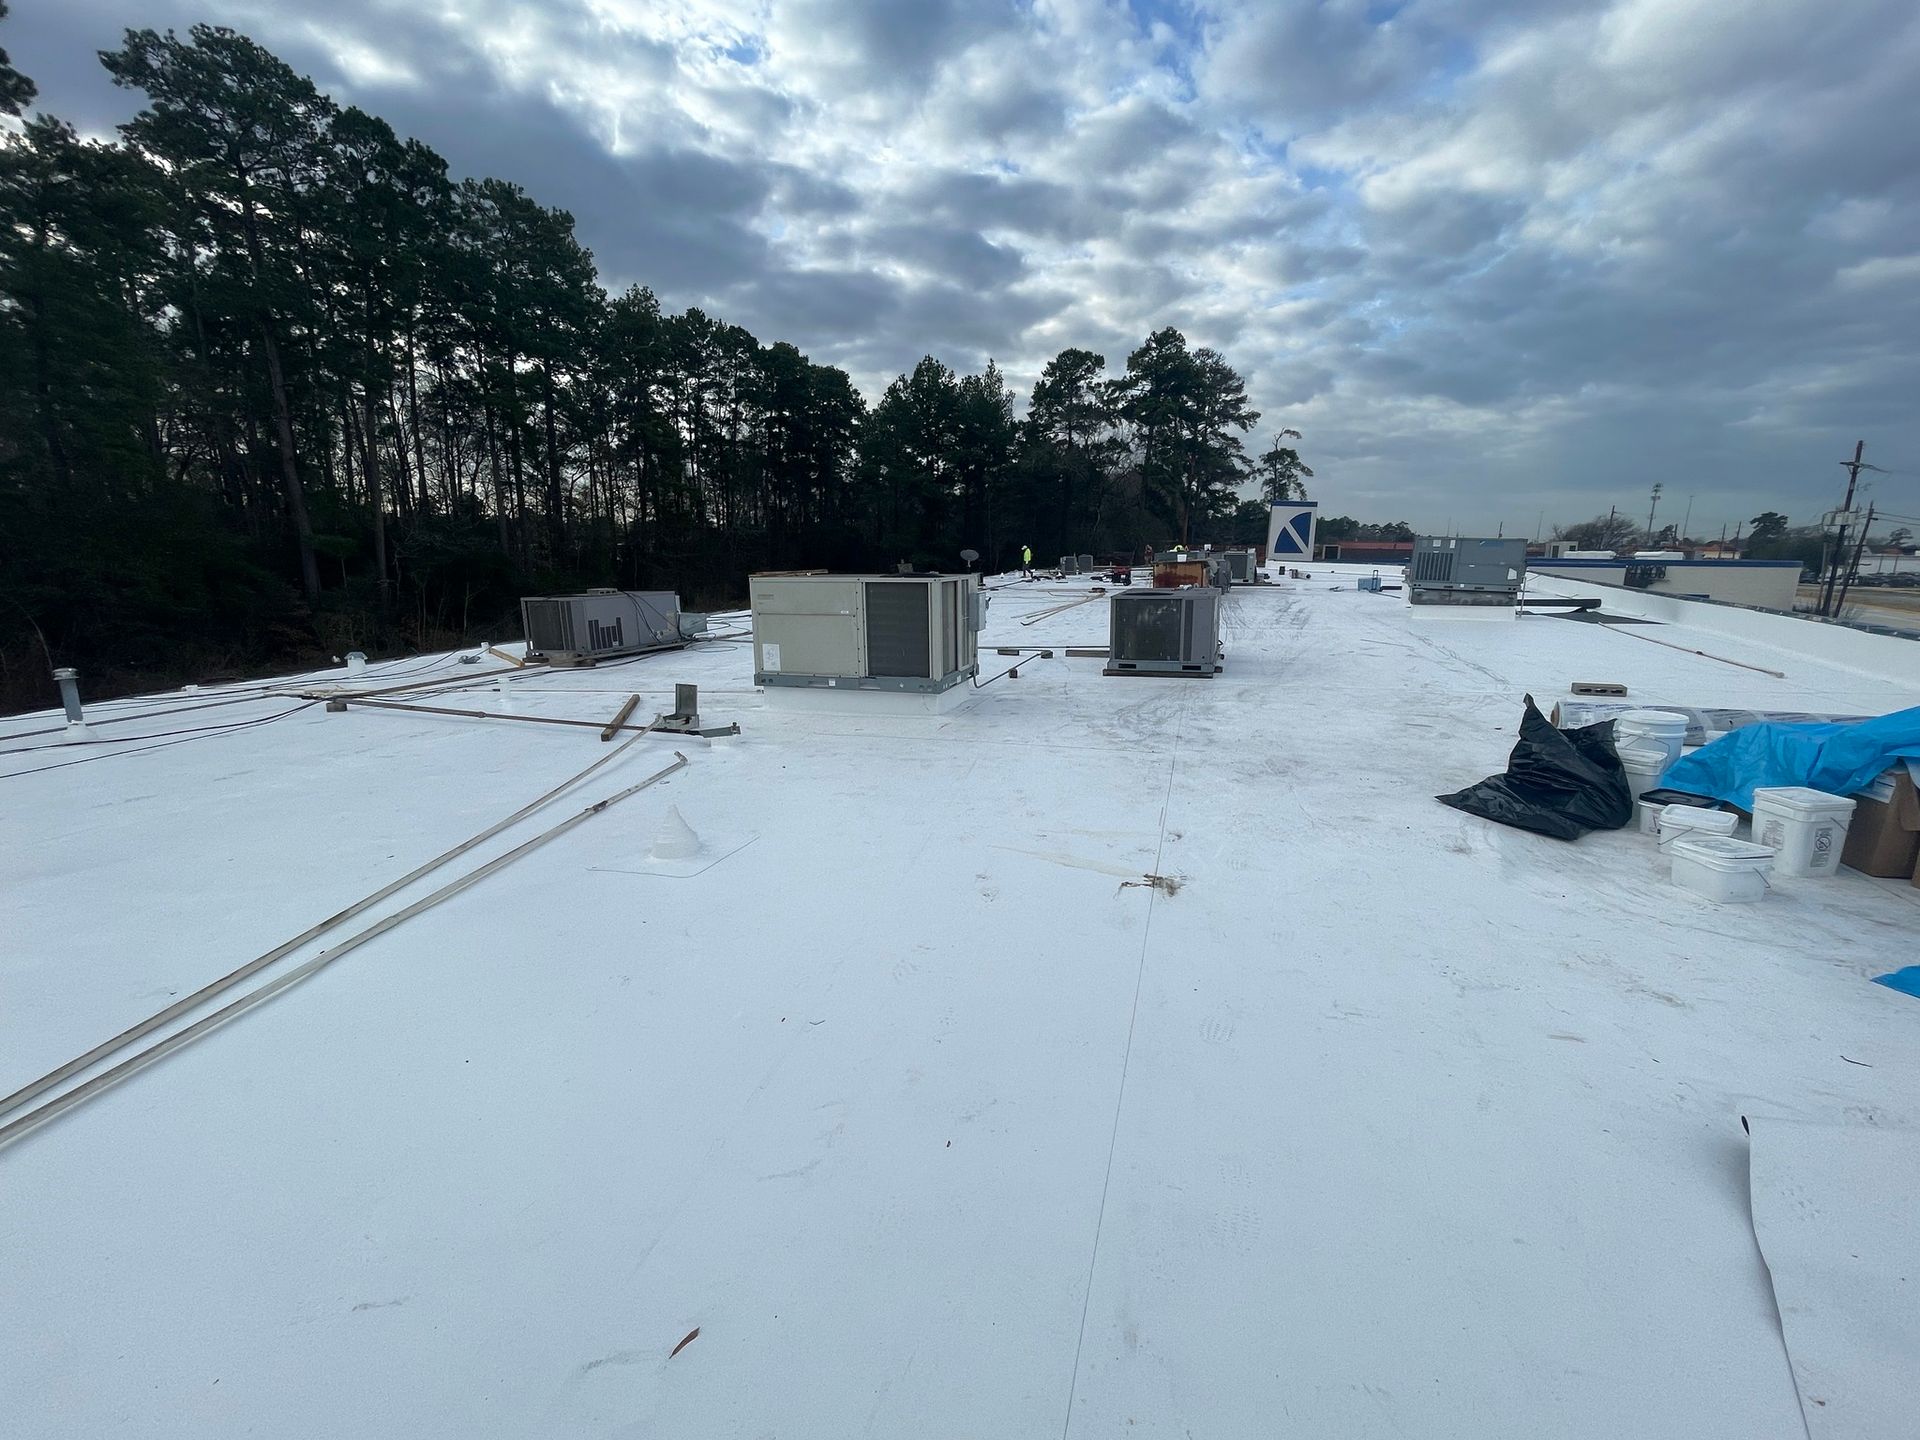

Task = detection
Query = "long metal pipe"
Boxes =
[333,696,668,734]
[0,753,688,1153]
[1020,592,1107,626]
[0,734,673,1123]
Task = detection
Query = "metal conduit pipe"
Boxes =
[0,753,689,1153]
[0,732,673,1123]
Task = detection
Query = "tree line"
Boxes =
[1554,509,1844,570]
[0,18,1309,709]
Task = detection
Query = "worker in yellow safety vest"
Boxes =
[1021,544,1032,577]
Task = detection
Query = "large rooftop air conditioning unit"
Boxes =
[521,590,682,665]
[1059,554,1081,575]
[1225,549,1256,583]
[1408,537,1528,606]
[751,573,982,694]
[1077,553,1095,573]
[1104,588,1222,678]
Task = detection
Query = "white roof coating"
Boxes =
[4,567,1919,1438]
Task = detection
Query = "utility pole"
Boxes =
[1645,482,1663,545]
[1819,440,1873,617]
[1680,493,1694,546]
[1835,502,1876,616]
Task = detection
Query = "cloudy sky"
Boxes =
[11,0,1920,536]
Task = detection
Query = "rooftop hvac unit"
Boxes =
[1077,553,1094,572]
[1208,555,1233,590]
[1059,554,1080,575]
[1225,550,1256,583]
[520,590,682,665]
[1408,537,1528,606]
[1104,588,1221,678]
[750,573,981,694]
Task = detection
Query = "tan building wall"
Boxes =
[1531,561,1802,612]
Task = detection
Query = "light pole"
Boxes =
[1645,483,1663,545]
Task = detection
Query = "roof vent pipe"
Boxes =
[52,666,87,735]
[52,667,82,723]
[649,805,704,861]
[345,651,368,676]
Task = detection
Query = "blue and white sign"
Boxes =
[1267,500,1318,560]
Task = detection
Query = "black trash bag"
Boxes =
[1436,694,1635,840]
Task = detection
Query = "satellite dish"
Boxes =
[960,548,980,569]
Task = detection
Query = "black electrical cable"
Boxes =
[0,690,283,744]
[972,652,1061,688]
[0,701,329,756]
[0,650,460,739]
[0,703,319,780]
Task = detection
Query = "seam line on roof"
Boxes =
[1059,691,1184,1438]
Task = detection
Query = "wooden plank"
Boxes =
[601,694,643,741]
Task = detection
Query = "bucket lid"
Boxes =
[1617,740,1669,767]
[1656,807,1737,846]
[1658,805,1736,832]
[1671,835,1774,871]
[1618,708,1688,729]
[1751,786,1856,817]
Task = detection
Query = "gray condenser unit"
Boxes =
[520,590,682,665]
[751,573,981,694]
[1104,588,1222,677]
[1408,537,1528,606]
[1059,554,1080,575]
[1226,549,1256,583]
[1208,555,1233,590]
[1077,553,1095,572]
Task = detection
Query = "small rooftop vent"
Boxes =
[1104,588,1222,678]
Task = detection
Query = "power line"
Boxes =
[1819,441,1870,618]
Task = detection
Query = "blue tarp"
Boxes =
[1658,706,1920,811]
[1873,967,1920,1001]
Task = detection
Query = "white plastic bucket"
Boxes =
[1656,806,1737,848]
[1751,787,1856,878]
[1618,739,1669,800]
[1636,799,1664,834]
[1670,836,1775,902]
[1616,709,1689,767]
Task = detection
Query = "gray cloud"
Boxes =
[8,0,1920,532]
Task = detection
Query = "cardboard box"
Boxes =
[1841,767,1920,879]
